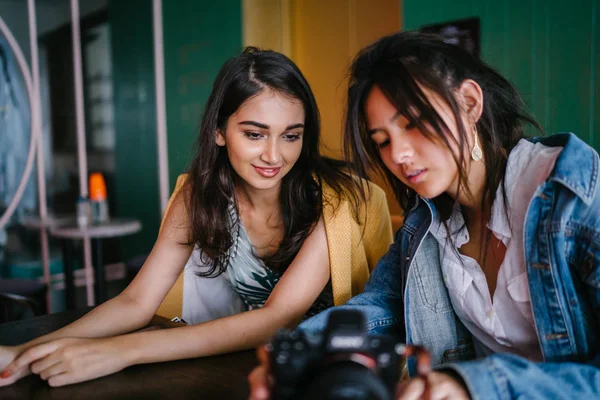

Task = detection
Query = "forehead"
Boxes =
[232,89,305,123]
[365,86,395,118]
[364,84,451,125]
[364,85,405,130]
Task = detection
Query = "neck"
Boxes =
[235,181,281,213]
[448,157,489,225]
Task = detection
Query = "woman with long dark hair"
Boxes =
[249,31,600,399]
[0,47,393,387]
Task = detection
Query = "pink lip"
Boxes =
[406,169,427,184]
[253,166,281,178]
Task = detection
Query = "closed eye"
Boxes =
[376,139,390,149]
[282,133,302,142]
[244,131,265,140]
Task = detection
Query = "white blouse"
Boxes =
[431,139,563,361]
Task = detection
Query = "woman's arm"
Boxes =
[33,191,193,345]
[130,215,331,363]
[2,216,331,387]
[0,190,193,386]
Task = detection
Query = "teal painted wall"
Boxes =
[162,1,242,189]
[110,1,242,257]
[110,0,160,258]
[404,0,599,152]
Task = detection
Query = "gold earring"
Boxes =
[471,125,483,161]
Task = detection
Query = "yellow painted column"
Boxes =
[242,0,292,55]
[243,0,403,217]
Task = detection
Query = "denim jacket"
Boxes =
[301,133,600,399]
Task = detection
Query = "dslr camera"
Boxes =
[268,309,406,400]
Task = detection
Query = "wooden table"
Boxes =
[0,310,258,399]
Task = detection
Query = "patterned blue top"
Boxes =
[225,205,333,318]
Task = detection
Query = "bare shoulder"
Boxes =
[158,181,192,245]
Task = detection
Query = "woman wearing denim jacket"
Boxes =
[249,31,600,399]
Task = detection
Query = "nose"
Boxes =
[390,136,413,165]
[260,138,281,165]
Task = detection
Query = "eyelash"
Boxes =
[377,140,390,149]
[283,134,301,142]
[244,132,301,141]
[374,119,419,149]
[244,132,265,140]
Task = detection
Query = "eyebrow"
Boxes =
[367,111,402,136]
[239,121,305,130]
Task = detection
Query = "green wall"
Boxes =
[404,0,600,152]
[110,0,160,258]
[163,1,242,189]
[110,1,242,257]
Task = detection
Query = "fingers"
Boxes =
[40,365,81,388]
[248,366,270,400]
[31,353,62,375]
[426,371,471,400]
[403,345,432,376]
[1,342,59,379]
[248,345,271,400]
[47,372,77,388]
[397,372,471,400]
[0,365,31,387]
[38,361,68,382]
[396,377,426,400]
[256,345,269,366]
[395,346,433,400]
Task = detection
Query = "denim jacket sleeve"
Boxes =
[445,353,600,400]
[299,231,406,341]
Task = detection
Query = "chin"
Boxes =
[246,179,283,191]
[415,187,445,200]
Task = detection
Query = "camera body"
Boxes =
[268,310,403,400]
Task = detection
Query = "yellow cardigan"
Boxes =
[156,175,393,319]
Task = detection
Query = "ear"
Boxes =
[457,79,484,124]
[215,130,226,146]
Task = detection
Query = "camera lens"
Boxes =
[301,362,392,400]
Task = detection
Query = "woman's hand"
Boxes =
[1,337,132,387]
[247,345,471,400]
[396,371,471,400]
[248,345,271,400]
[0,345,30,386]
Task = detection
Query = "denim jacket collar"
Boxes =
[403,196,435,235]
[530,133,599,205]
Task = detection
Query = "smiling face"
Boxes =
[365,84,474,201]
[215,88,305,194]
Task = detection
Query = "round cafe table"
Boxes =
[49,218,141,309]
[20,214,73,230]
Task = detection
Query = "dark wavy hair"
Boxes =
[186,47,361,277]
[344,31,542,224]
